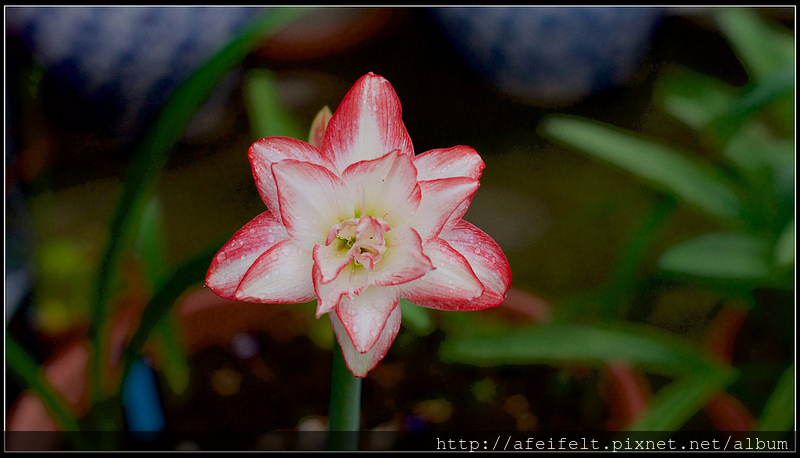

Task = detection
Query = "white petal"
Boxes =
[313,263,368,318]
[413,145,485,181]
[312,242,354,284]
[371,224,433,287]
[234,239,315,303]
[412,177,479,242]
[341,150,421,226]
[399,237,485,310]
[320,73,414,172]
[248,137,333,220]
[442,220,512,309]
[330,295,402,378]
[336,286,399,353]
[205,211,288,300]
[273,160,352,250]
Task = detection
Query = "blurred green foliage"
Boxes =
[448,7,794,433]
[6,8,311,437]
[6,6,792,441]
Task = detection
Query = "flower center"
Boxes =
[326,216,391,270]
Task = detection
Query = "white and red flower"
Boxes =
[206,72,511,377]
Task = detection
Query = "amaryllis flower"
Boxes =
[206,72,511,377]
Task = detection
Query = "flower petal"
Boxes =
[308,106,332,149]
[330,303,401,378]
[321,72,414,172]
[412,177,479,242]
[442,220,512,309]
[413,145,485,181]
[336,285,399,354]
[205,211,288,300]
[272,160,351,250]
[313,263,368,318]
[312,242,354,284]
[341,150,422,225]
[399,237,485,310]
[249,137,334,220]
[234,239,315,303]
[371,224,433,287]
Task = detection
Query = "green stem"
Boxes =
[327,338,361,450]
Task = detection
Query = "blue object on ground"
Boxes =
[122,358,166,439]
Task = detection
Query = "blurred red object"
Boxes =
[6,340,90,450]
[703,305,754,431]
[255,8,402,61]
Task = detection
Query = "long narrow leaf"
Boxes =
[715,8,794,82]
[755,363,795,431]
[626,366,737,432]
[245,69,305,139]
[657,232,772,282]
[6,335,84,433]
[89,7,310,404]
[538,115,742,221]
[773,218,795,268]
[133,196,191,395]
[657,68,735,132]
[598,198,676,318]
[121,241,223,382]
[439,322,724,377]
[710,66,794,142]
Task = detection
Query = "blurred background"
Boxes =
[5,6,795,450]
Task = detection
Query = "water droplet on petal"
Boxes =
[217,252,227,261]
[281,245,292,256]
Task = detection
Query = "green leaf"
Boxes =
[439,322,723,377]
[723,122,794,233]
[135,196,169,286]
[88,7,311,404]
[121,242,223,383]
[657,232,772,281]
[709,66,795,141]
[6,335,85,433]
[538,115,742,221]
[774,219,795,268]
[151,317,191,396]
[715,8,794,82]
[657,69,736,132]
[244,69,305,140]
[755,363,794,431]
[597,198,676,318]
[627,366,737,432]
[400,298,435,336]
